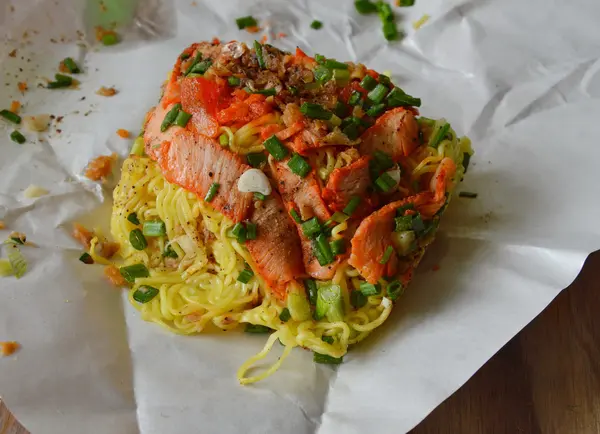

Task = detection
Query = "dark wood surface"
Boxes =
[411,251,600,434]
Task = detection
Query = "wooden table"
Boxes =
[412,251,600,434]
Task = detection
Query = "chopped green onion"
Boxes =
[184,52,202,76]
[377,2,393,21]
[7,245,26,278]
[331,212,349,223]
[463,153,472,173]
[387,280,404,300]
[366,103,386,117]
[387,87,421,107]
[119,263,149,283]
[314,352,343,364]
[231,222,247,243]
[254,192,267,201]
[10,130,25,144]
[411,214,426,233]
[354,0,378,14]
[245,323,271,333]
[287,153,311,177]
[78,252,94,264]
[333,69,350,84]
[174,110,192,128]
[279,308,292,322]
[289,208,303,224]
[142,220,166,237]
[228,76,241,86]
[343,196,361,216]
[180,52,191,60]
[378,74,392,87]
[382,21,400,41]
[398,0,415,6]
[247,152,267,167]
[163,244,178,258]
[350,290,367,308]
[0,259,13,277]
[396,203,415,216]
[360,75,377,91]
[394,215,413,232]
[315,54,326,64]
[127,212,140,225]
[304,279,318,305]
[325,59,349,70]
[429,120,451,148]
[46,80,71,89]
[342,123,360,140]
[328,113,342,128]
[254,40,266,69]
[219,133,229,146]
[348,91,362,107]
[333,101,350,118]
[314,65,333,83]
[237,267,254,283]
[313,233,335,266]
[189,59,212,75]
[315,283,344,322]
[367,83,389,104]
[330,239,346,256]
[245,222,257,240]
[236,16,258,30]
[459,191,478,198]
[359,282,381,296]
[321,335,335,344]
[160,103,182,132]
[300,103,333,120]
[101,33,119,46]
[55,73,73,84]
[264,135,288,160]
[301,217,322,238]
[129,228,148,250]
[379,245,395,264]
[288,86,299,95]
[204,182,220,202]
[0,109,21,124]
[375,172,397,192]
[63,57,80,73]
[133,285,159,303]
[310,20,323,30]
[130,136,145,156]
[372,150,394,174]
[248,87,277,96]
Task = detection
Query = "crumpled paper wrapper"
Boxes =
[1,0,599,433]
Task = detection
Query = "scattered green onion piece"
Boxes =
[133,285,159,303]
[333,69,350,84]
[237,267,254,283]
[180,52,191,60]
[231,223,247,244]
[324,59,348,70]
[350,290,367,308]
[55,73,73,84]
[279,308,292,322]
[379,245,395,265]
[219,133,229,146]
[228,76,241,86]
[314,65,333,83]
[254,192,267,201]
[373,150,394,171]
[315,54,326,64]
[251,87,277,96]
[359,282,381,296]
[247,152,267,167]
[245,222,257,240]
[463,153,472,173]
[204,182,220,202]
[189,59,212,75]
[0,259,13,277]
[394,215,413,232]
[127,212,140,225]
[342,123,360,140]
[142,220,166,237]
[288,86,299,95]
[314,352,343,364]
[330,239,346,256]
[328,113,342,128]
[333,101,350,118]
[382,21,400,41]
[7,245,26,278]
[331,212,349,223]
[119,263,149,283]
[129,228,148,251]
[101,33,119,46]
[63,57,80,73]
[387,280,404,300]
[79,252,94,264]
[360,75,377,91]
[254,40,266,69]
[163,244,178,258]
[343,196,361,216]
[377,2,394,21]
[289,208,303,224]
[245,323,271,333]
[387,87,421,107]
[287,153,312,177]
[315,283,344,321]
[429,120,451,149]
[300,102,333,120]
[130,137,145,156]
[378,73,392,87]
[411,214,426,233]
[354,0,378,14]
[264,135,289,160]
[301,217,322,238]
[184,52,202,76]
[366,103,386,117]
[367,83,389,104]
[459,191,478,198]
[304,279,318,305]
[160,103,182,132]
[398,0,415,6]
[310,20,323,30]
[46,80,71,89]
[375,172,397,192]
[0,109,21,124]
[321,335,335,344]
[396,203,415,216]
[174,110,192,128]
[236,16,258,30]
[10,130,26,144]
[348,91,362,107]
[313,233,335,266]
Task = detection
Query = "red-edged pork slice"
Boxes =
[359,108,420,161]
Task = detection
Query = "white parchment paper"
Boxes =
[1,0,599,433]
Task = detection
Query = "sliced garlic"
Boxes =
[237,168,272,196]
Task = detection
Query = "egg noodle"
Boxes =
[109,115,472,384]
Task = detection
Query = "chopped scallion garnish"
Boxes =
[127,212,140,225]
[189,59,212,75]
[331,212,349,223]
[180,52,191,60]
[254,192,267,201]
[55,73,73,84]
[359,282,381,296]
[387,87,421,107]
[163,244,178,258]
[310,20,323,30]
[348,91,362,106]
[379,245,395,264]
[184,52,202,76]
[429,120,451,149]
[304,279,318,305]
[264,135,288,160]
[330,239,346,256]
[142,220,166,237]
[301,217,322,238]
[360,75,377,91]
[398,0,415,6]
[245,323,271,333]
[79,252,94,264]
[387,280,404,300]
[350,290,367,308]
[314,65,333,83]
[375,172,397,192]
[0,109,21,124]
[236,16,258,30]
[354,0,378,14]
[133,285,159,303]
[333,101,350,118]
[228,76,241,87]
[101,33,119,46]
[314,352,343,364]
[119,263,149,283]
[204,182,220,202]
[248,87,277,96]
[289,208,303,224]
[287,153,311,177]
[160,103,182,132]
[245,222,257,240]
[321,335,335,344]
[174,110,192,128]
[394,215,413,232]
[459,191,478,198]
[315,283,344,321]
[313,233,334,266]
[247,152,267,168]
[343,196,361,216]
[231,223,247,244]
[129,228,148,251]
[254,40,266,69]
[63,57,80,73]
[382,20,400,41]
[10,130,25,144]
[300,102,333,120]
[463,153,472,173]
[367,83,389,104]
[325,59,349,70]
[279,307,292,322]
[366,103,386,117]
[237,267,254,283]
